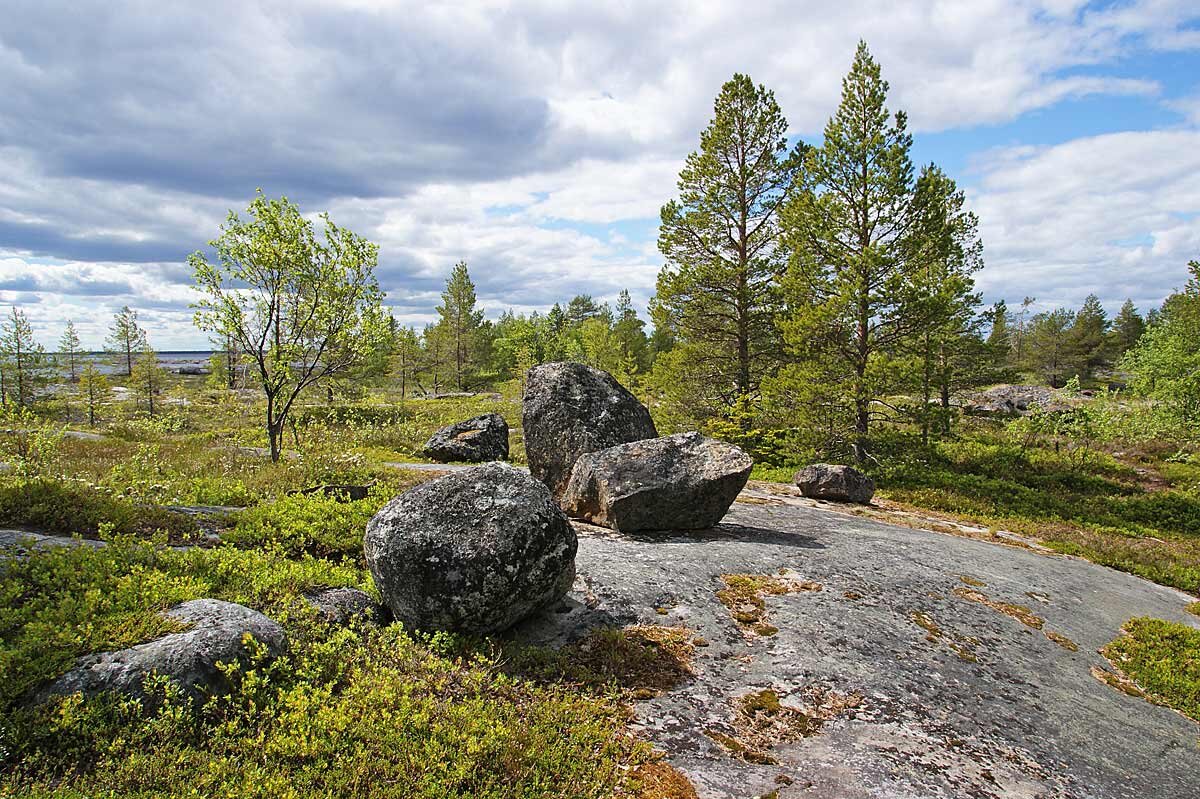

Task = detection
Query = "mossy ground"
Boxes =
[1099,617,1200,722]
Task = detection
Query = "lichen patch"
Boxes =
[952,586,1045,629]
[717,571,821,636]
[705,686,864,765]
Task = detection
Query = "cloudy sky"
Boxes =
[2,0,1199,349]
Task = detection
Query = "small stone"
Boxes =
[793,464,875,504]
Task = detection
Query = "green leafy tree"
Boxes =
[1120,260,1200,428]
[1108,299,1146,360]
[613,290,651,373]
[190,192,387,462]
[778,42,920,460]
[130,346,167,417]
[0,306,48,408]
[1069,293,1109,380]
[106,306,144,377]
[654,72,801,423]
[77,362,108,426]
[59,321,82,382]
[436,261,485,391]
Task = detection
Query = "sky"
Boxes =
[1,0,1199,350]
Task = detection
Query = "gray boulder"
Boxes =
[964,384,1064,415]
[36,599,285,704]
[363,463,577,635]
[422,412,509,463]
[303,587,386,625]
[522,362,657,499]
[794,464,875,504]
[561,432,752,532]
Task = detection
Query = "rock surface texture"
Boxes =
[303,587,386,625]
[964,384,1065,415]
[562,432,752,532]
[511,498,1200,799]
[794,464,875,504]
[36,599,285,703]
[522,362,657,499]
[364,463,577,635]
[422,412,510,463]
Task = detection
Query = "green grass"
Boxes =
[0,537,653,797]
[1101,617,1200,722]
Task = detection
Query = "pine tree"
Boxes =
[1069,294,1109,380]
[1024,308,1077,388]
[654,72,801,422]
[903,164,984,440]
[106,306,144,377]
[59,321,82,382]
[435,262,484,391]
[392,324,421,399]
[987,300,1011,355]
[131,345,167,417]
[1108,299,1146,360]
[1012,296,1036,368]
[78,363,108,426]
[613,290,651,373]
[0,306,47,408]
[779,42,919,460]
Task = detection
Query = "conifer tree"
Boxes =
[654,72,801,421]
[131,346,167,417]
[106,306,144,377]
[59,321,82,382]
[78,362,108,427]
[0,306,47,408]
[393,324,421,399]
[1024,308,1076,388]
[1108,299,1146,359]
[436,261,484,391]
[1069,293,1109,380]
[779,42,920,460]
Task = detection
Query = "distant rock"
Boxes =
[794,464,875,504]
[303,587,386,625]
[522,362,657,499]
[964,384,1065,415]
[363,463,577,635]
[175,365,211,376]
[291,483,374,501]
[422,412,509,463]
[562,432,752,532]
[35,599,285,705]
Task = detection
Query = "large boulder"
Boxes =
[561,432,752,532]
[422,413,509,463]
[35,599,285,704]
[794,464,875,504]
[522,362,657,499]
[963,385,1064,415]
[363,463,577,635]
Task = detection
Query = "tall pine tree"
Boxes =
[435,261,484,391]
[779,42,920,460]
[654,72,801,423]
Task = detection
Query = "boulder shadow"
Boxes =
[574,521,825,550]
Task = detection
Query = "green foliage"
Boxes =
[0,306,50,408]
[0,405,64,479]
[435,261,486,392]
[105,306,145,378]
[1102,617,1200,721]
[1120,260,1200,431]
[190,191,388,462]
[77,363,108,427]
[0,478,198,540]
[0,539,648,797]
[654,72,798,419]
[224,491,389,559]
[58,321,82,383]
[1022,308,1078,387]
[1108,299,1145,361]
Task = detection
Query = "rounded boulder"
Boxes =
[364,463,577,635]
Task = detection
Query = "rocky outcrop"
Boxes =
[561,432,752,532]
[363,463,577,635]
[36,599,285,704]
[794,464,875,504]
[963,384,1065,415]
[522,362,657,499]
[303,587,386,625]
[422,413,510,463]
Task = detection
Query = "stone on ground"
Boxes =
[561,432,752,532]
[422,412,510,463]
[303,587,386,625]
[794,463,875,504]
[522,362,657,499]
[363,462,577,635]
[36,599,285,704]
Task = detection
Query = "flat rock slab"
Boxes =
[513,502,1200,799]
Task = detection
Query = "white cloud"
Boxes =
[970,128,1200,313]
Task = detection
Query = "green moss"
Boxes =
[1100,617,1200,721]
